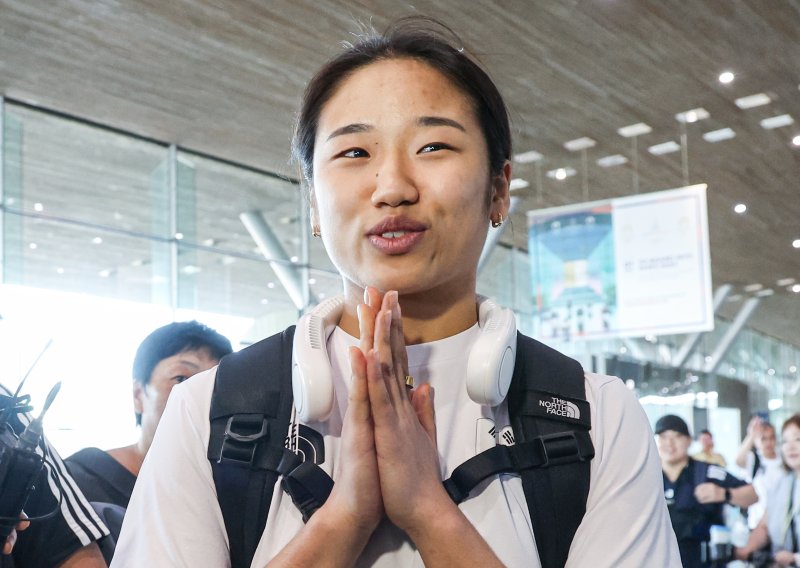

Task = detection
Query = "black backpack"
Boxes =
[207,327,594,568]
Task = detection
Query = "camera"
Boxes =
[0,382,60,539]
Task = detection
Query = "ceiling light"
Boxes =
[33,202,44,212]
[703,128,736,143]
[760,114,794,129]
[509,178,530,190]
[56,267,64,274]
[513,150,543,163]
[308,278,317,285]
[98,269,112,278]
[792,135,800,146]
[719,71,735,84]
[790,365,798,373]
[733,203,747,214]
[260,298,269,305]
[793,284,800,293]
[203,238,217,246]
[564,137,596,151]
[597,154,628,167]
[181,265,201,275]
[546,167,576,180]
[727,294,743,302]
[675,108,709,123]
[175,232,184,240]
[92,237,103,245]
[267,282,276,289]
[221,256,236,266]
[648,141,681,155]
[735,93,771,109]
[768,368,776,376]
[290,255,299,263]
[794,239,800,249]
[617,123,652,137]
[744,283,763,293]
[28,243,37,250]
[776,278,796,287]
[756,289,774,297]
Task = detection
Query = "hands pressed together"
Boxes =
[326,287,445,539]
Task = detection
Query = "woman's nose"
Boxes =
[370,151,419,207]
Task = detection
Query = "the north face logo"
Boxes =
[539,397,580,419]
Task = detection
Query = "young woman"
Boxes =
[112,17,680,567]
[736,415,800,567]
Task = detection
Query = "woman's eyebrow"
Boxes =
[326,123,372,141]
[416,116,466,132]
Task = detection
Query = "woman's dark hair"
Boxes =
[292,16,512,186]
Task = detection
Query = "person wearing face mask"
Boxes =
[656,414,757,568]
[112,17,680,568]
[736,416,784,529]
[736,415,800,567]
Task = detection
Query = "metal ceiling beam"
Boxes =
[671,284,733,368]
[240,210,313,311]
[478,196,521,274]
[703,296,761,375]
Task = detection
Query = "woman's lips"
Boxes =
[368,230,425,254]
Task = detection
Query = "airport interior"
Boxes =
[1,1,799,564]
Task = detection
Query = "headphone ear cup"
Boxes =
[466,298,517,406]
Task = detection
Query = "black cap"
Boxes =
[655,414,691,437]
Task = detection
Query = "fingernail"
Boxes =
[363,287,369,304]
[357,303,364,326]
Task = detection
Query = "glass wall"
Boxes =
[2,97,798,458]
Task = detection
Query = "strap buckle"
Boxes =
[534,431,590,467]
[217,414,269,466]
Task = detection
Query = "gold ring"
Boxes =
[404,375,414,389]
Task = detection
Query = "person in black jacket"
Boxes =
[657,414,757,567]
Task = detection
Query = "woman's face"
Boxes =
[781,423,800,471]
[311,57,509,299]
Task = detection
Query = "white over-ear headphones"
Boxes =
[292,295,517,422]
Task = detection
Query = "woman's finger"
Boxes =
[357,303,375,355]
[348,346,370,422]
[366,348,393,422]
[374,307,402,405]
[386,292,409,387]
[411,385,437,447]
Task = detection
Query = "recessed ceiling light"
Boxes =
[675,108,710,123]
[203,238,217,246]
[703,128,736,143]
[793,239,800,248]
[267,282,276,289]
[792,135,800,146]
[735,93,771,109]
[92,237,103,245]
[793,284,800,294]
[648,141,681,155]
[290,255,299,263]
[760,114,794,129]
[777,278,796,287]
[260,298,269,305]
[564,137,596,151]
[733,203,747,214]
[596,154,628,167]
[791,365,798,373]
[33,202,44,212]
[767,368,776,375]
[308,278,317,285]
[28,242,37,250]
[513,150,543,163]
[56,267,65,274]
[98,269,112,278]
[175,232,184,240]
[181,265,201,275]
[509,178,530,190]
[744,283,763,293]
[617,123,652,138]
[756,289,775,297]
[719,71,735,84]
[546,167,577,180]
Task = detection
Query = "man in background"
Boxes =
[65,321,231,559]
[734,415,783,529]
[692,429,727,467]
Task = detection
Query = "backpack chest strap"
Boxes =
[443,430,594,503]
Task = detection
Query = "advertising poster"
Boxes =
[527,184,713,341]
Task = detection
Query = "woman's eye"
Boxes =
[173,375,189,383]
[419,142,452,154]
[340,148,369,159]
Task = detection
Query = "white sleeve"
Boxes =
[111,368,230,567]
[565,375,681,568]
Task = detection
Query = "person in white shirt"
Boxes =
[735,416,784,529]
[112,16,681,568]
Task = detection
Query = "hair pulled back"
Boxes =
[292,16,512,186]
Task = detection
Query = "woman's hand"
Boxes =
[363,289,446,533]
[321,296,384,537]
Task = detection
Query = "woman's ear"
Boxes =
[132,381,144,414]
[489,161,512,220]
[309,189,321,235]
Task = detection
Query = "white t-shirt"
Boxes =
[744,451,785,529]
[112,325,680,567]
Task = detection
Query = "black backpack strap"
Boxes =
[207,326,296,568]
[508,332,594,568]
